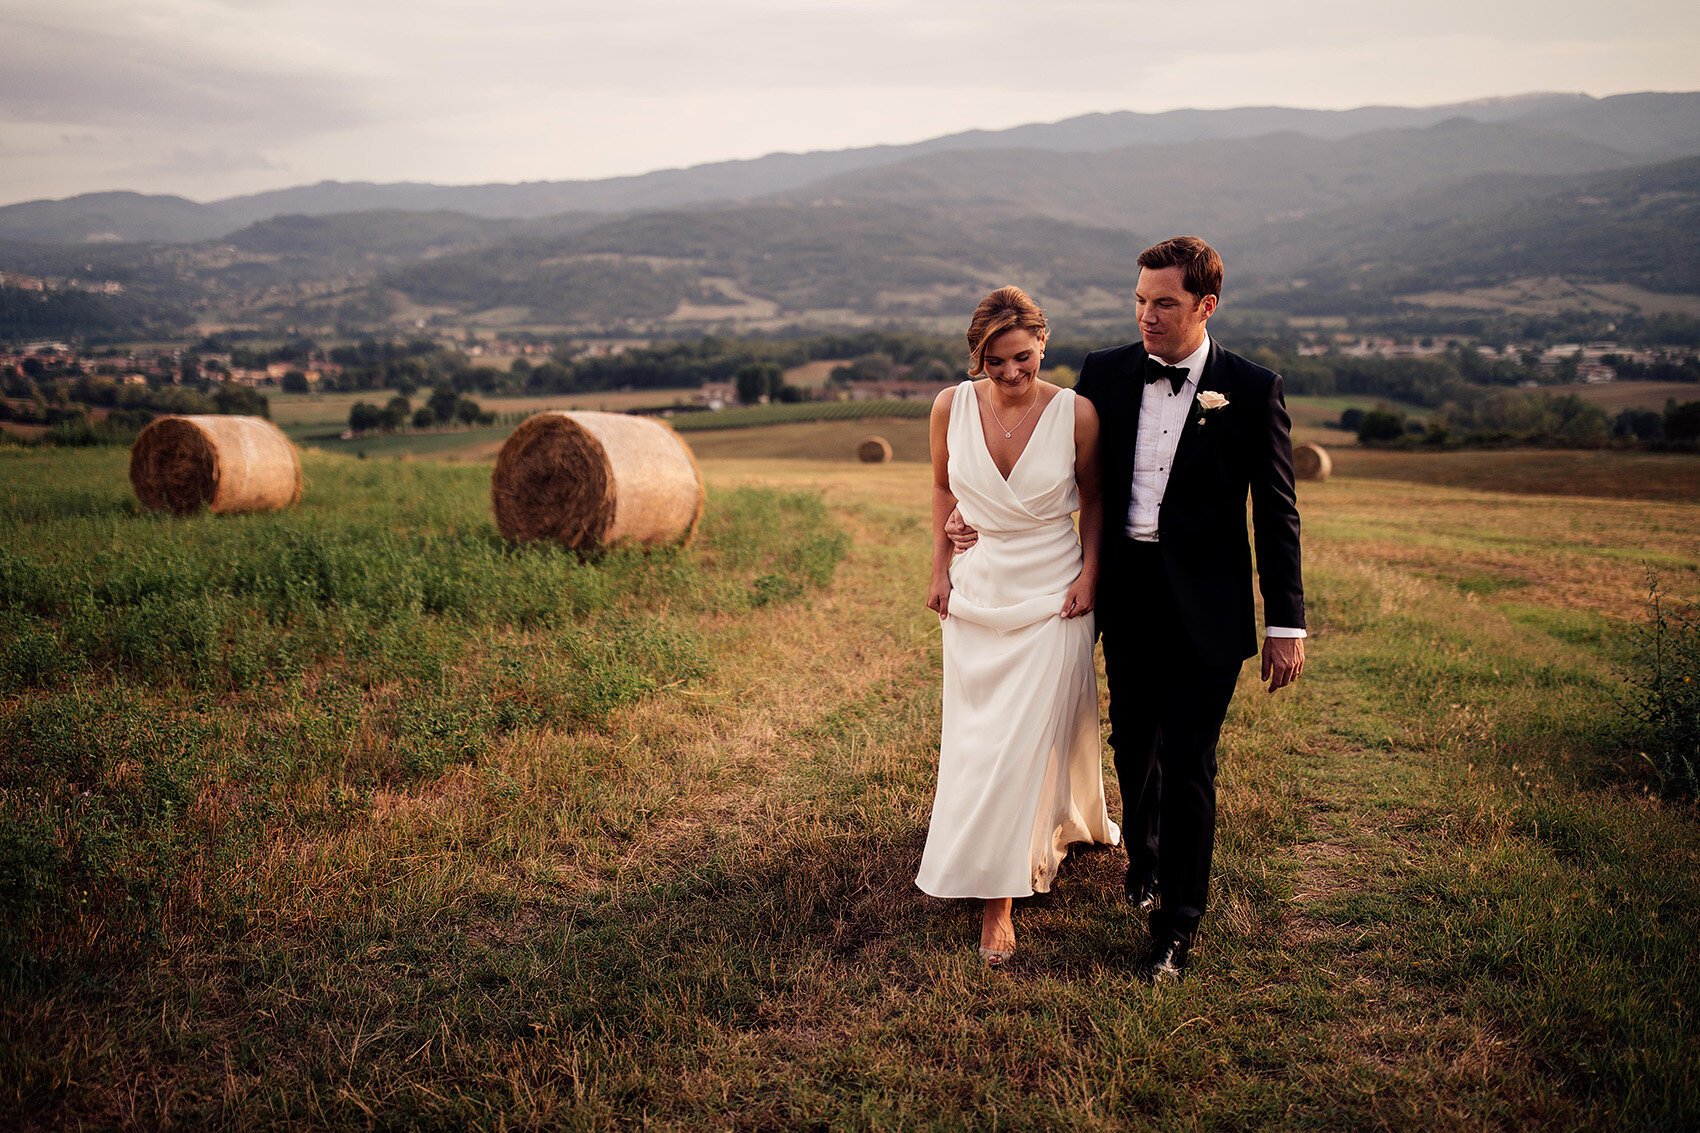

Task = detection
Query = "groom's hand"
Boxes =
[944,507,978,553]
[1261,636,1305,693]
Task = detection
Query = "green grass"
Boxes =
[298,422,514,459]
[2,452,1697,1129]
[0,449,846,996]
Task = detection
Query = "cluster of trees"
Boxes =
[1,364,269,446]
[253,330,979,400]
[1256,293,1700,350]
[827,353,957,385]
[732,363,801,405]
[1264,348,1548,407]
[1345,394,1700,449]
[1603,354,1700,383]
[189,334,483,395]
[346,388,493,434]
[1612,401,1700,444]
[2,369,267,418]
[182,328,1700,411]
[524,331,971,396]
[0,284,188,343]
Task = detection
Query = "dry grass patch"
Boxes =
[1546,379,1700,413]
[683,419,932,463]
[7,449,1699,1129]
[1327,447,1700,503]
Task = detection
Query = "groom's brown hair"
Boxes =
[1138,237,1224,301]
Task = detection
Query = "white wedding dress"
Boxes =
[916,381,1120,899]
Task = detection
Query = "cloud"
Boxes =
[0,4,372,135]
[0,0,1695,204]
[117,147,289,179]
[0,2,369,200]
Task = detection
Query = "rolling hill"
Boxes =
[769,119,1639,240]
[3,91,1695,245]
[1,91,1698,337]
[358,201,1152,325]
[1243,155,1700,305]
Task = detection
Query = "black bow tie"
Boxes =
[1143,357,1189,394]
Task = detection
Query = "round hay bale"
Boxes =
[492,411,704,550]
[129,415,301,515]
[856,435,893,464]
[1293,442,1332,482]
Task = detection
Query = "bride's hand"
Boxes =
[1061,575,1095,619]
[927,576,952,621]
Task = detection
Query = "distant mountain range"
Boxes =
[1,91,1697,337]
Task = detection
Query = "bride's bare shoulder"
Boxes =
[931,383,961,427]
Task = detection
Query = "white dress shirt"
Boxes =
[1125,335,1210,542]
[1125,334,1305,639]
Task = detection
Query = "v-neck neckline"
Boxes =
[970,381,1066,484]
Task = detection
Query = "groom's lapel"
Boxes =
[1169,340,1226,484]
[1120,346,1148,456]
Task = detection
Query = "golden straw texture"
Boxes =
[1293,442,1333,482]
[491,411,704,549]
[856,435,893,464]
[129,415,302,515]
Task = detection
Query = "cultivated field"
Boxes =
[683,418,932,463]
[1400,276,1700,318]
[271,389,701,438]
[1325,447,1700,502]
[1544,379,1699,414]
[289,404,1700,503]
[780,359,848,390]
[1,445,1697,1129]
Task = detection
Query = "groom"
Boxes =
[950,236,1306,982]
[1079,236,1305,983]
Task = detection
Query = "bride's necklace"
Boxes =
[989,386,1039,439]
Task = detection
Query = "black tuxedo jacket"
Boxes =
[1075,338,1305,666]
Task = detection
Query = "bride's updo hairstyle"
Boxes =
[965,286,1048,377]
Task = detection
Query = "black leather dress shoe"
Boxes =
[1140,934,1190,985]
[1125,871,1159,913]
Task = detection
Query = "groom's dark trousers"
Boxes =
[1077,338,1304,942]
[1099,537,1240,939]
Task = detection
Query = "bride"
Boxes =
[917,285,1120,965]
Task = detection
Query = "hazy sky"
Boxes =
[3,0,1697,205]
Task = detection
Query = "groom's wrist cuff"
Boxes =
[1265,626,1306,639]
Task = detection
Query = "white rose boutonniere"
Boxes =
[1196,390,1229,425]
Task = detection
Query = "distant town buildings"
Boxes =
[838,379,951,401]
[695,382,734,409]
[0,271,123,295]
[1296,335,1454,359]
[1,335,1692,412]
[1287,335,1668,383]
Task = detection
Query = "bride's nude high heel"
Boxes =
[979,900,1015,966]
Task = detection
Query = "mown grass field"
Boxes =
[1324,447,1700,503]
[2,445,1698,1129]
[1546,380,1700,414]
[684,418,933,463]
[286,404,1700,501]
[272,389,700,439]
